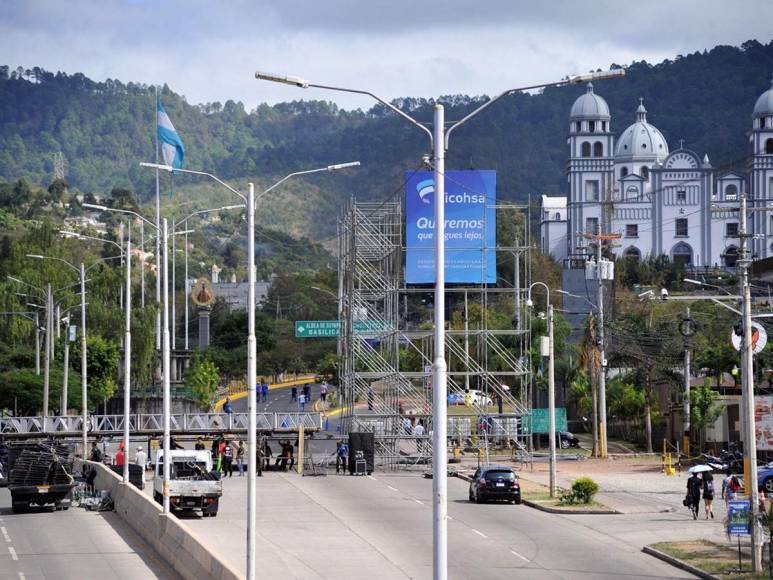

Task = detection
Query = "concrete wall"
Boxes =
[78,460,241,580]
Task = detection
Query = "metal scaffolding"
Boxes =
[338,198,533,469]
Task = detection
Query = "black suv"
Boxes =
[469,465,521,504]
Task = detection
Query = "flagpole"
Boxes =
[155,86,161,353]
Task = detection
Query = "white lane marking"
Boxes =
[19,573,26,580]
[8,546,18,561]
[510,549,530,562]
[1,526,10,542]
[414,499,424,505]
[472,528,487,538]
[447,515,454,521]
[367,475,377,481]
[387,485,398,492]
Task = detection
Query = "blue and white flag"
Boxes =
[157,99,185,170]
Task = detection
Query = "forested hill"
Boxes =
[1,39,772,237]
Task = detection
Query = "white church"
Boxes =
[541,76,773,269]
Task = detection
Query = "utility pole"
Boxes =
[581,228,619,459]
[681,307,693,456]
[62,318,70,415]
[34,311,40,375]
[739,194,761,571]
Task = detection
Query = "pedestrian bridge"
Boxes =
[0,412,323,438]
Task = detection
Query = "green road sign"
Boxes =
[522,408,568,434]
[295,320,339,338]
[295,320,391,338]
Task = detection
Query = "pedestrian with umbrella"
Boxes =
[686,465,711,520]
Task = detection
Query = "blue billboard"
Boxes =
[405,170,496,284]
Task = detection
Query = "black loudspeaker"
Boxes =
[348,432,375,474]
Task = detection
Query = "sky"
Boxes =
[1,0,771,110]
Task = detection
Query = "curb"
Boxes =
[522,499,619,515]
[642,546,718,580]
[453,471,618,514]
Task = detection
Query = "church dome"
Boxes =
[614,99,669,160]
[753,75,773,118]
[570,83,610,120]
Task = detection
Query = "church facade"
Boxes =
[540,77,773,269]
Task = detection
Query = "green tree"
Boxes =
[187,353,220,409]
[690,383,723,451]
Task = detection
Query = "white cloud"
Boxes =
[0,0,770,109]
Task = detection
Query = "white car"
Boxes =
[469,390,493,407]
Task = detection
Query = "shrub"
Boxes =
[571,477,599,504]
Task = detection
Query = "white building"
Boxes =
[541,76,773,268]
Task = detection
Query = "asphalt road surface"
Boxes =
[142,469,693,579]
[0,487,178,580]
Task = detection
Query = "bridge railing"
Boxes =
[0,412,323,435]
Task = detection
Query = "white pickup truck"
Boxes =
[153,450,222,517]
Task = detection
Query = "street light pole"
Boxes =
[140,162,358,580]
[35,311,40,375]
[123,225,132,484]
[528,282,556,497]
[80,261,87,457]
[256,70,622,577]
[43,282,52,418]
[162,217,171,513]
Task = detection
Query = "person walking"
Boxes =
[223,397,233,414]
[320,382,328,403]
[262,383,269,403]
[236,441,246,476]
[414,419,426,453]
[262,438,273,472]
[686,472,702,520]
[291,386,297,402]
[299,392,307,411]
[703,471,715,519]
[336,440,349,474]
[222,440,234,477]
[255,437,264,477]
[115,443,125,467]
[303,384,311,402]
[89,442,103,462]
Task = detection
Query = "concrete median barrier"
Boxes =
[77,459,241,580]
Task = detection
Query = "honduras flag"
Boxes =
[157,99,185,170]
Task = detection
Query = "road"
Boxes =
[142,469,692,579]
[0,488,178,580]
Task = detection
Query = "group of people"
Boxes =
[291,383,321,410]
[198,435,246,477]
[685,471,716,520]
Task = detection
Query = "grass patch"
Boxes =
[519,478,611,511]
[652,540,768,579]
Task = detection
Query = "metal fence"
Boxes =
[0,412,323,436]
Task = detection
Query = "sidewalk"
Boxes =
[514,456,732,549]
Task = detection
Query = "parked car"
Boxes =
[559,431,580,449]
[447,390,493,407]
[758,463,773,494]
[468,464,521,504]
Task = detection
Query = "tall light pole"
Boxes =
[256,67,623,577]
[83,203,165,492]
[527,282,556,497]
[140,161,359,580]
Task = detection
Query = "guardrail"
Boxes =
[0,412,323,436]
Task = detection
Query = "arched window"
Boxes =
[725,184,738,200]
[593,142,604,157]
[766,138,773,154]
[626,185,639,200]
[671,242,693,267]
[724,246,739,268]
[641,166,649,180]
[554,212,561,220]
[620,167,628,178]
[581,142,591,158]
[624,246,641,261]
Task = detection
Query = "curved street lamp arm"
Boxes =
[174,204,245,229]
[27,254,79,274]
[308,82,434,146]
[82,204,159,231]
